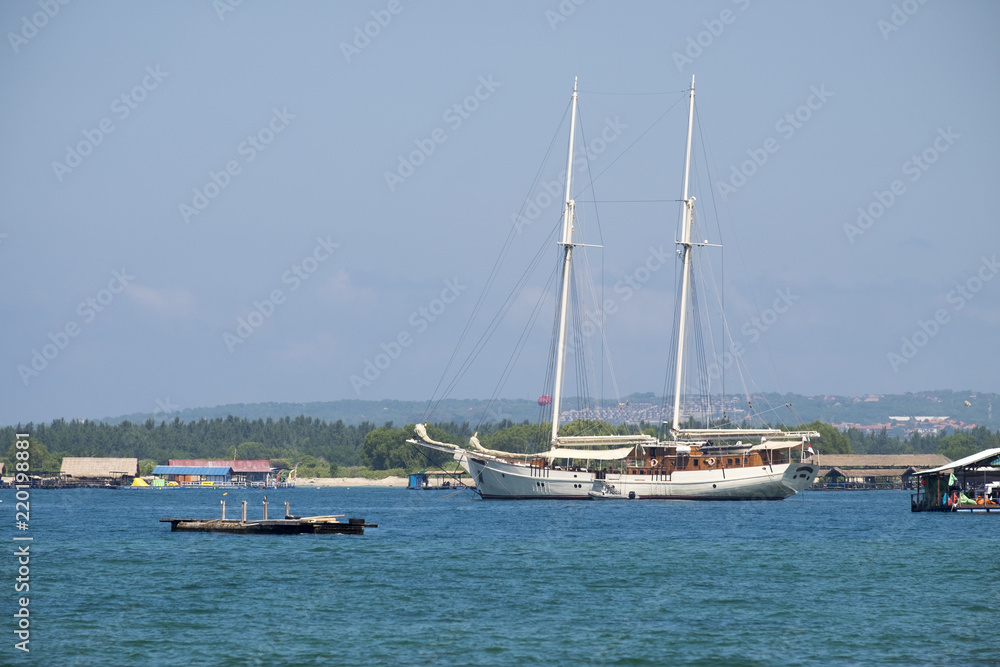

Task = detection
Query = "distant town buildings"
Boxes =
[558,393,981,437]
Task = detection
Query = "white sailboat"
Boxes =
[410,77,820,500]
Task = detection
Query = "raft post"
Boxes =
[241,500,247,523]
[263,496,268,520]
[221,499,226,520]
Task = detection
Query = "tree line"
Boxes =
[3,416,996,477]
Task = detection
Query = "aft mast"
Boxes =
[671,75,696,435]
[550,78,579,446]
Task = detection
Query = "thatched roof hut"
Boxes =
[60,457,139,480]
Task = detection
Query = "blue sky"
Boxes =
[2,0,998,425]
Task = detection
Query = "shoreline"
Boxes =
[1,475,474,489]
[296,476,409,487]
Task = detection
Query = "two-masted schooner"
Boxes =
[411,77,819,500]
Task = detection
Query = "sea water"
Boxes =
[3,487,997,665]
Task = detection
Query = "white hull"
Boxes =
[589,462,818,500]
[462,450,817,501]
[465,455,593,499]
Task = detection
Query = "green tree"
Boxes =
[293,455,332,478]
[139,459,158,476]
[938,433,978,461]
[232,441,272,460]
[5,437,61,475]
[360,423,449,471]
[792,421,852,454]
[480,421,549,453]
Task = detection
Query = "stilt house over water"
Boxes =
[911,448,1000,512]
[59,457,139,486]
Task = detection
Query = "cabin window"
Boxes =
[694,460,699,466]
[727,458,732,466]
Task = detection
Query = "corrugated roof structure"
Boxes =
[823,468,918,479]
[913,448,1000,476]
[169,459,271,473]
[815,454,950,468]
[60,457,139,478]
[152,466,233,476]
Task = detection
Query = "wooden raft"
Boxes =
[160,499,378,535]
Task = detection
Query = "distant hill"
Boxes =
[102,398,546,428]
[99,390,999,430]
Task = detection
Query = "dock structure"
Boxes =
[911,447,1000,513]
[407,470,472,490]
[813,454,950,490]
[160,499,378,534]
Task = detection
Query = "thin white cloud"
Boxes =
[128,285,198,320]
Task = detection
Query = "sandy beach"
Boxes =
[296,476,410,487]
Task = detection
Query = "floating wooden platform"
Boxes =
[160,516,377,534]
[160,499,377,534]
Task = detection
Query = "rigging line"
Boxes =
[423,101,571,422]
[404,431,471,492]
[583,242,626,417]
[661,242,683,437]
[695,104,729,415]
[478,262,560,434]
[431,221,562,418]
[694,101,760,420]
[570,92,688,200]
[695,106,785,406]
[575,199,679,203]
[574,108,615,418]
[693,247,719,422]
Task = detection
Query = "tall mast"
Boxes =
[550,78,579,446]
[671,75,696,433]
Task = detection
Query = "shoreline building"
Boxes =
[59,457,139,487]
[814,454,950,489]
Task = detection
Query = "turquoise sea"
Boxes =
[3,487,997,666]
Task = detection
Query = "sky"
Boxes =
[2,0,998,426]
